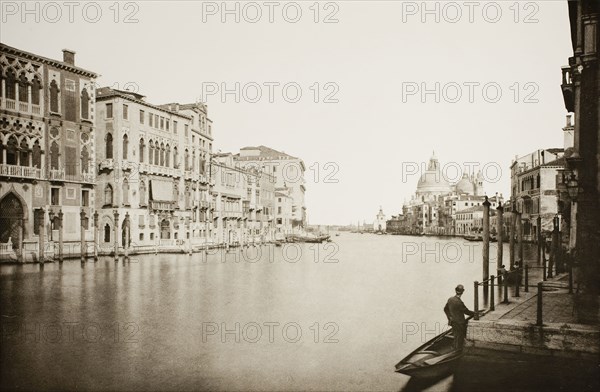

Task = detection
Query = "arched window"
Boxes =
[185,185,191,208]
[139,138,145,163]
[173,182,179,203]
[165,144,170,167]
[31,141,40,168]
[81,88,90,120]
[139,180,146,206]
[80,145,89,173]
[31,76,41,105]
[106,133,113,159]
[5,70,16,100]
[50,141,59,169]
[192,151,196,172]
[6,136,18,165]
[122,134,128,160]
[122,178,129,205]
[185,149,189,170]
[19,139,29,166]
[154,142,159,164]
[18,73,29,103]
[104,184,113,206]
[148,140,154,165]
[160,143,165,166]
[173,146,178,168]
[104,224,111,243]
[49,79,59,113]
[0,141,4,164]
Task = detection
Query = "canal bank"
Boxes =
[466,267,599,359]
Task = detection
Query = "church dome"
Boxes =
[416,153,452,195]
[455,173,475,194]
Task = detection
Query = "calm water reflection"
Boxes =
[2,234,514,391]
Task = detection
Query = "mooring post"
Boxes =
[536,282,543,326]
[482,197,490,306]
[490,275,495,311]
[474,281,479,320]
[503,274,509,304]
[525,264,529,293]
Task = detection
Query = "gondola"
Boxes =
[394,329,464,379]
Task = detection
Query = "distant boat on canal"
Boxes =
[286,234,331,243]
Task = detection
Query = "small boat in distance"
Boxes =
[464,234,483,241]
[395,329,464,379]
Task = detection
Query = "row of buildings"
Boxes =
[0,43,307,262]
[384,152,505,236]
[384,137,570,240]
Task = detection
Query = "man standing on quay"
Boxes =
[444,284,475,349]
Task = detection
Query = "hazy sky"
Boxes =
[1,1,573,225]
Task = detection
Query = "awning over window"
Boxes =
[150,179,174,201]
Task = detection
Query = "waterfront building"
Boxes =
[241,164,276,244]
[212,153,245,246]
[235,146,306,229]
[454,205,499,235]
[94,87,213,254]
[0,44,97,261]
[255,167,276,242]
[560,0,600,298]
[510,148,565,242]
[274,187,293,236]
[373,207,386,233]
[164,102,215,247]
[385,214,405,234]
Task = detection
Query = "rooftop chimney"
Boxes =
[566,114,573,127]
[62,49,76,65]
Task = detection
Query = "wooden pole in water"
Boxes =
[38,208,45,263]
[496,202,504,276]
[537,215,542,265]
[80,208,86,262]
[516,211,523,267]
[482,196,491,306]
[509,209,515,270]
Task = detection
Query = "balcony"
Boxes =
[222,211,243,219]
[519,188,540,197]
[81,172,95,183]
[121,160,137,171]
[184,170,194,180]
[561,65,574,112]
[0,163,43,180]
[48,169,65,181]
[98,159,115,172]
[199,174,209,184]
[199,201,211,209]
[1,98,42,116]
[149,200,176,211]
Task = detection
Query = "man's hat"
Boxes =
[455,284,465,293]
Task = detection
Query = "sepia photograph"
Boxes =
[0,1,599,391]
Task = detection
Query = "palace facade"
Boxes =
[0,44,97,261]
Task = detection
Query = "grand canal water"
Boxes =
[1,234,584,391]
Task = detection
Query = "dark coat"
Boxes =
[444,295,474,325]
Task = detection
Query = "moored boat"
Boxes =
[394,329,464,379]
